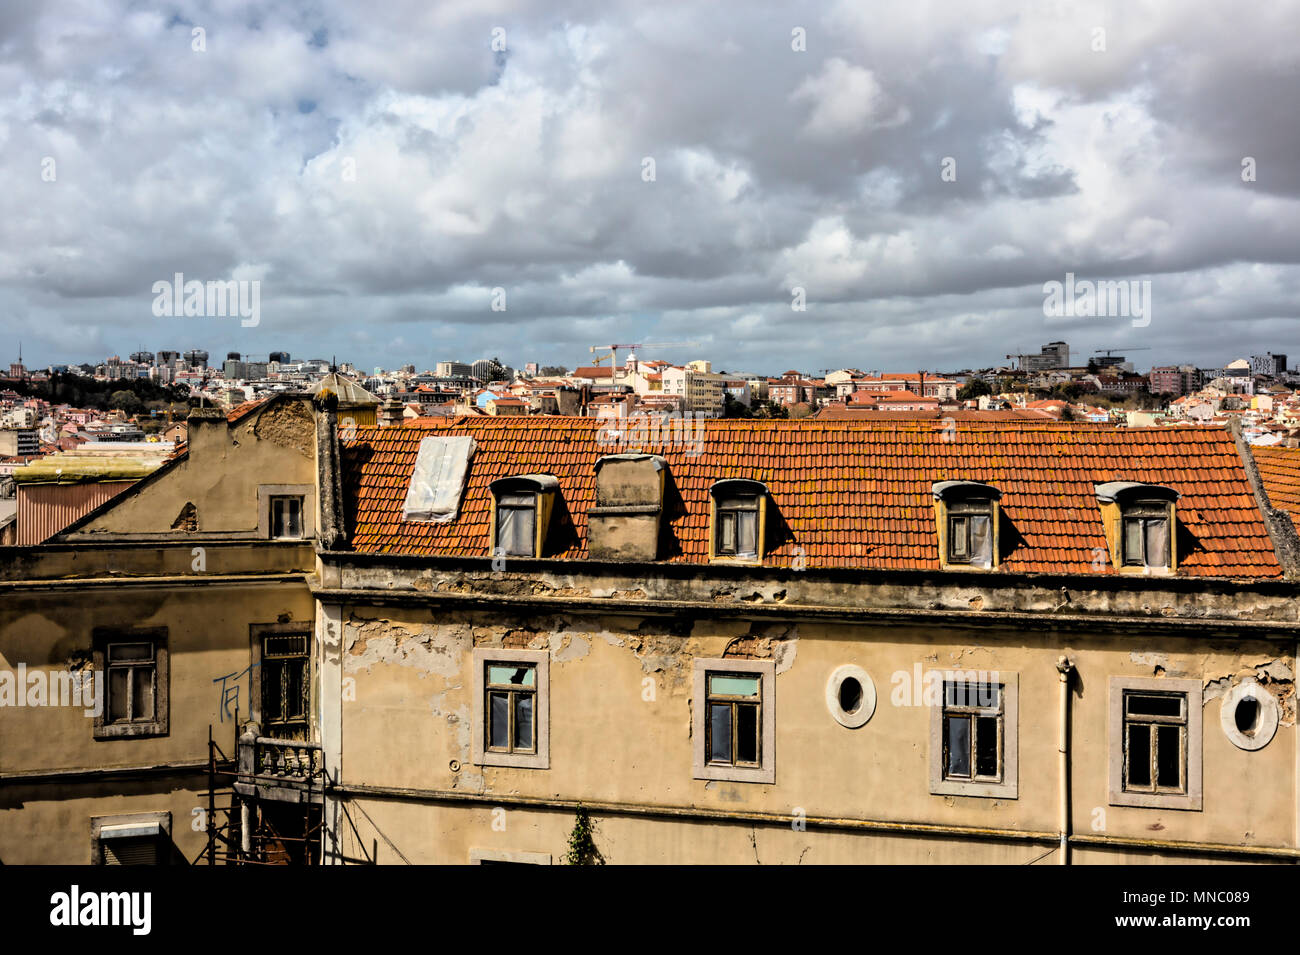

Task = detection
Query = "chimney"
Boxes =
[185,406,228,460]
[379,395,404,428]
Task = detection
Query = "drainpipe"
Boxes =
[1056,655,1074,865]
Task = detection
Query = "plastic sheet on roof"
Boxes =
[401,435,477,522]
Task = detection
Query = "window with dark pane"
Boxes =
[941,680,1003,782]
[705,672,761,767]
[261,633,310,741]
[269,495,304,539]
[485,662,537,754]
[105,641,156,725]
[495,492,537,557]
[715,495,760,558]
[946,502,992,566]
[1122,690,1187,794]
[1121,502,1171,568]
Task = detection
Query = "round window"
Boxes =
[1220,679,1278,751]
[826,665,875,728]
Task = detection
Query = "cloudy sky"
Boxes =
[3,0,1298,375]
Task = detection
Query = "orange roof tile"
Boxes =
[341,418,1281,578]
[1253,446,1300,523]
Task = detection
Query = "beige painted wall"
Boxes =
[335,603,1296,862]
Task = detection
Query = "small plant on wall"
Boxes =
[563,806,604,865]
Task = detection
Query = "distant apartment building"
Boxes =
[0,428,39,456]
[1149,366,1185,397]
[663,365,726,416]
[852,374,958,401]
[436,361,473,379]
[768,372,820,407]
[1025,341,1070,372]
[1251,353,1287,377]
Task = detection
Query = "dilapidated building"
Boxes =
[3,405,1300,864]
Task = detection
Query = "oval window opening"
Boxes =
[839,677,863,714]
[1235,697,1260,736]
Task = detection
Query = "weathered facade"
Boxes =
[3,410,1300,864]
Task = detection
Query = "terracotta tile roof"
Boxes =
[341,418,1281,578]
[227,398,268,422]
[814,406,1054,422]
[1253,446,1300,522]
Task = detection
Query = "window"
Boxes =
[932,481,1000,570]
[490,475,558,559]
[942,681,1003,782]
[1095,483,1179,573]
[472,648,549,769]
[94,629,168,739]
[716,497,759,558]
[1109,677,1202,810]
[947,503,992,565]
[930,671,1017,798]
[1220,679,1279,751]
[261,632,310,741]
[693,658,775,783]
[486,662,537,754]
[469,848,552,865]
[706,672,762,767]
[91,813,171,865]
[1121,502,1170,568]
[269,495,304,539]
[257,484,314,540]
[709,480,768,563]
[826,664,876,729]
[495,493,537,557]
[1122,691,1185,793]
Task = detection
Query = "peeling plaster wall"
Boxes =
[69,400,316,538]
[333,597,1297,862]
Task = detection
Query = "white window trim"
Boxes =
[1220,678,1279,751]
[257,484,315,540]
[1109,676,1203,811]
[692,658,775,784]
[471,648,550,770]
[826,664,876,729]
[928,670,1018,799]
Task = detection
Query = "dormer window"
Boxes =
[490,475,559,558]
[932,481,1001,570]
[1096,483,1179,574]
[709,480,768,563]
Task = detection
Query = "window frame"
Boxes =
[471,648,549,770]
[708,480,768,565]
[692,658,775,784]
[929,670,1017,798]
[250,625,312,742]
[91,811,172,865]
[489,475,557,559]
[257,484,315,540]
[93,627,169,740]
[1095,483,1179,575]
[932,481,1000,571]
[1109,676,1202,810]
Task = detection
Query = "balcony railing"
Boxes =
[238,734,323,784]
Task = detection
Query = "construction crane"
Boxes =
[589,342,700,386]
[1093,347,1151,356]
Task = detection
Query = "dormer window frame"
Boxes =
[1095,482,1179,575]
[489,475,559,559]
[708,479,768,565]
[932,481,1001,571]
